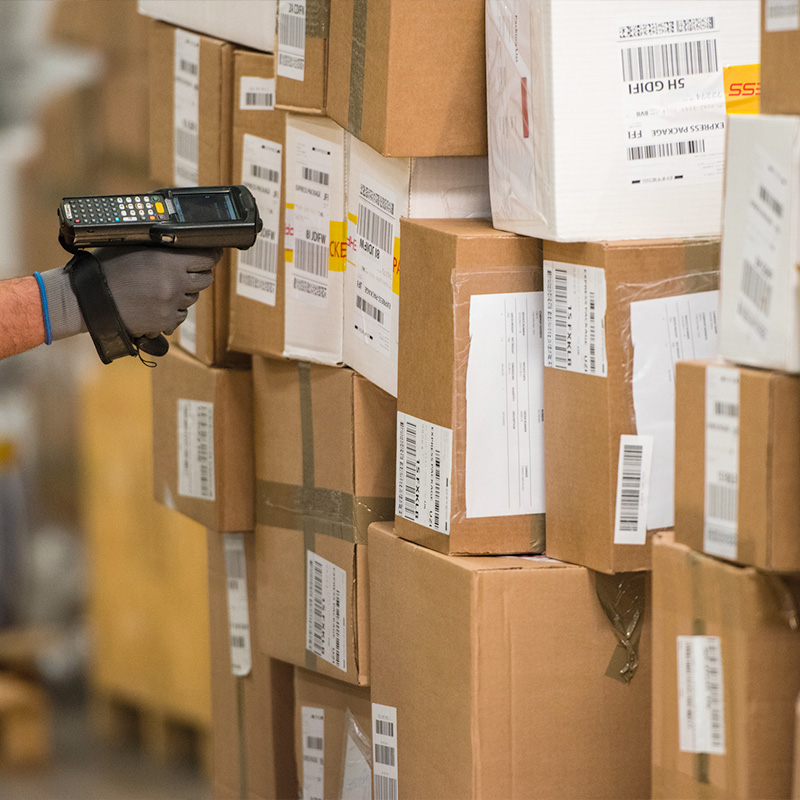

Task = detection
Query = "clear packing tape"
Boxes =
[595,571,646,685]
[338,709,373,800]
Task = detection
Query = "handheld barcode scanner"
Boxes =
[56,185,262,363]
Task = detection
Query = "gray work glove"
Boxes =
[40,246,222,340]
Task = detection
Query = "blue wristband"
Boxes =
[33,272,52,345]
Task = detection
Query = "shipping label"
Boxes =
[372,704,398,800]
[766,0,800,31]
[677,635,726,755]
[173,29,200,186]
[239,76,276,110]
[237,134,282,306]
[617,10,726,186]
[703,366,740,561]
[465,291,545,518]
[223,534,252,677]
[301,706,324,800]
[544,261,607,377]
[396,413,453,535]
[613,434,654,545]
[177,399,215,501]
[305,551,347,672]
[179,304,197,355]
[278,0,306,81]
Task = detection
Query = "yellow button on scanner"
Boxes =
[155,202,165,214]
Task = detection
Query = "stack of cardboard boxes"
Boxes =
[136,0,800,798]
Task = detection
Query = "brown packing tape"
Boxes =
[594,572,646,685]
[305,0,330,40]
[530,514,545,553]
[347,0,367,138]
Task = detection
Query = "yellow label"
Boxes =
[285,202,295,261]
[286,202,295,210]
[285,249,293,263]
[392,237,400,295]
[329,220,347,272]
[723,64,760,115]
[348,211,358,225]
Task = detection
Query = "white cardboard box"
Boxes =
[720,114,800,372]
[344,135,491,397]
[486,0,760,242]
[138,0,277,53]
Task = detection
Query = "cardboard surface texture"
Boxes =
[327,0,487,157]
[543,238,720,573]
[395,218,545,555]
[761,0,800,114]
[253,359,396,686]
[652,534,800,800]
[151,347,254,532]
[486,0,760,241]
[675,359,800,572]
[368,522,652,800]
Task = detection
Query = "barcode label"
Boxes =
[614,435,653,545]
[759,185,783,218]
[306,736,323,752]
[173,30,200,187]
[278,0,306,80]
[766,0,799,32]
[177,399,215,501]
[239,75,276,110]
[239,235,278,274]
[175,128,198,163]
[305,552,347,672]
[704,366,739,561]
[372,704,398,800]
[677,636,725,755]
[740,259,772,317]
[301,706,324,800]
[303,166,329,186]
[295,238,328,278]
[621,38,719,82]
[619,17,715,40]
[223,534,251,677]
[356,293,384,325]
[279,10,305,49]
[178,58,198,76]
[356,203,394,257]
[251,164,280,183]
[627,139,705,161]
[395,413,452,535]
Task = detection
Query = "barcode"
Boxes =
[332,579,342,670]
[178,58,198,76]
[279,11,305,49]
[703,640,725,752]
[175,129,199,163]
[230,635,246,649]
[239,236,278,274]
[306,735,323,752]
[617,443,644,533]
[251,164,280,183]
[356,294,384,325]
[619,17,715,40]
[433,450,442,530]
[552,267,571,370]
[295,239,328,278]
[627,140,706,161]
[357,204,394,256]
[741,259,772,317]
[375,744,396,767]
[375,775,398,800]
[621,39,718,82]
[713,401,738,418]
[196,406,213,499]
[245,91,274,107]
[588,292,596,374]
[226,549,246,580]
[400,419,418,520]
[707,483,737,522]
[759,185,783,217]
[309,558,325,657]
[303,166,329,186]
[376,720,394,737]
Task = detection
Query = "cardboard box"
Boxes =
[275,0,328,113]
[719,113,800,373]
[344,134,491,396]
[652,533,800,799]
[151,346,254,532]
[252,359,396,686]
[674,359,800,572]
[293,668,372,800]
[138,0,277,53]
[761,0,800,114]
[486,1,760,241]
[207,531,297,800]
[394,218,544,555]
[543,239,720,573]
[327,0,487,157]
[368,522,652,800]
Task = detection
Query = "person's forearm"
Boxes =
[0,276,45,360]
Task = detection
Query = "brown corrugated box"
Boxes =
[652,533,800,800]
[276,2,328,113]
[368,521,651,799]
[760,3,800,115]
[293,667,372,800]
[253,358,396,686]
[675,359,800,572]
[326,0,487,157]
[543,239,719,574]
[207,531,297,800]
[395,218,544,555]
[151,347,254,532]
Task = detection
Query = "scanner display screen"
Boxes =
[173,193,238,222]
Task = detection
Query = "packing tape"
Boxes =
[348,0,368,138]
[530,514,545,553]
[306,0,331,39]
[594,572,646,685]
[687,549,710,785]
[236,677,249,800]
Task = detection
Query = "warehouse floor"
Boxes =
[0,686,211,800]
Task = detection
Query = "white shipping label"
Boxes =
[677,635,726,755]
[288,131,334,307]
[301,706,324,800]
[349,176,398,357]
[237,134,282,306]
[305,551,347,672]
[617,10,726,187]
[766,0,800,31]
[372,704,398,800]
[341,731,373,800]
[630,290,720,530]
[544,261,607,377]
[465,292,545,518]
[736,147,789,343]
[278,0,306,81]
[179,304,197,355]
[173,30,200,186]
[613,435,655,545]
[223,534,251,677]
[177,399,215,501]
[239,76,275,110]
[704,366,740,561]
[395,413,453,535]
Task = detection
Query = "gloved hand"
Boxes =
[40,246,222,340]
